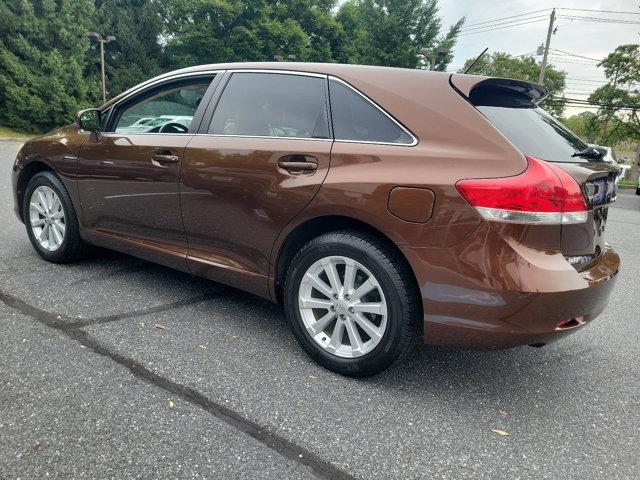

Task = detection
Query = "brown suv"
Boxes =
[11,63,620,376]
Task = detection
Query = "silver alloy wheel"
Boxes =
[29,186,66,252]
[298,255,388,358]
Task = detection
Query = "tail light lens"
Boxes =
[455,156,588,224]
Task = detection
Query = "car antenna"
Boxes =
[464,48,489,74]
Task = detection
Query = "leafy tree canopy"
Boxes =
[0,0,95,132]
[588,44,639,145]
[162,0,343,67]
[336,0,463,69]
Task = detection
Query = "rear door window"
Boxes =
[209,72,330,139]
[329,80,415,145]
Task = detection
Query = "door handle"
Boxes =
[152,150,179,166]
[277,155,318,174]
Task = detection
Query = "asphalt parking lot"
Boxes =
[1,138,639,480]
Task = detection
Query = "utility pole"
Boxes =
[538,8,555,85]
[89,32,116,104]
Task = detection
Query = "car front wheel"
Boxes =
[284,230,421,377]
[23,171,88,263]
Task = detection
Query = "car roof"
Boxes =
[102,62,466,110]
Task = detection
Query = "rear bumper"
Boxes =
[402,223,620,350]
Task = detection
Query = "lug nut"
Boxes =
[330,305,336,311]
[348,307,354,314]
[340,314,346,319]
[333,294,339,299]
[345,294,350,300]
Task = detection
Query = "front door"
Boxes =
[77,75,216,265]
[180,71,332,296]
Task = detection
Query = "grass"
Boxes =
[618,178,638,189]
[0,125,34,139]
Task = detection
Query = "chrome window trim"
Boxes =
[225,69,327,79]
[99,132,196,137]
[106,70,223,113]
[193,133,332,142]
[328,76,418,147]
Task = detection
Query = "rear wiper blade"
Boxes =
[571,147,604,159]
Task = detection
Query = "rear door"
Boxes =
[180,71,332,296]
[475,97,619,270]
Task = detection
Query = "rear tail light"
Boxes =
[455,156,588,225]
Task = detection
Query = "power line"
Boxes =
[461,9,551,28]
[459,15,548,32]
[566,78,607,83]
[557,15,640,25]
[548,96,640,109]
[460,8,640,32]
[550,49,602,62]
[548,59,603,66]
[458,18,548,36]
[556,7,640,15]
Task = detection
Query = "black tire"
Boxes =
[284,230,421,377]
[22,171,88,263]
[636,186,640,196]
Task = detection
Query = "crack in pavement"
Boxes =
[0,289,354,480]
[65,292,229,329]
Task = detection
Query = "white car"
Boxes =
[116,115,193,133]
[589,144,625,184]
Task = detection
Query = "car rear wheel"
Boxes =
[284,230,421,377]
[23,171,88,263]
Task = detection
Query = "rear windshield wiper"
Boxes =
[571,147,604,159]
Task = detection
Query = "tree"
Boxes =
[162,0,342,68]
[460,52,567,117]
[589,44,640,182]
[87,0,166,99]
[561,112,603,143]
[0,0,95,133]
[335,0,463,69]
[588,44,639,143]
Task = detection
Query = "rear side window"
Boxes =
[329,80,414,145]
[209,73,329,139]
[473,86,589,162]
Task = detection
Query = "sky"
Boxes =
[437,0,639,115]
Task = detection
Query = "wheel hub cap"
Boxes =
[29,186,66,252]
[298,255,388,358]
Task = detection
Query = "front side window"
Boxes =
[209,73,330,139]
[113,80,212,134]
[329,80,414,145]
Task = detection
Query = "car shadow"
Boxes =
[75,248,603,411]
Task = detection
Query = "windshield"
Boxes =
[477,105,591,163]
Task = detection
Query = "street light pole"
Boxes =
[89,32,116,104]
[538,9,555,85]
[418,48,450,71]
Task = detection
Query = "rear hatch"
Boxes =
[453,76,620,271]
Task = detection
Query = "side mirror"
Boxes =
[76,108,101,132]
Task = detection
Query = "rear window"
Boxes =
[472,86,590,162]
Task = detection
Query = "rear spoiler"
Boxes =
[450,74,548,106]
